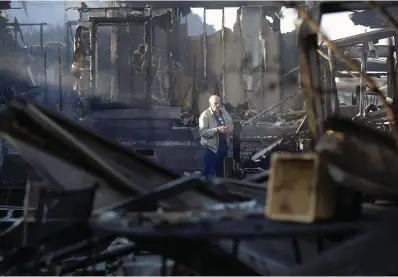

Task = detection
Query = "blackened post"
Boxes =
[144,7,152,109]
[232,121,242,163]
[58,45,63,111]
[359,43,367,115]
[89,20,97,96]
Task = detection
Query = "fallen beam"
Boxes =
[332,26,397,48]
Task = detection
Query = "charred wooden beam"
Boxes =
[89,20,97,96]
[298,19,325,143]
[288,223,398,275]
[89,21,97,95]
[318,117,398,198]
[89,16,149,24]
[332,26,397,48]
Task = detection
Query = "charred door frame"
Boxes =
[88,7,153,107]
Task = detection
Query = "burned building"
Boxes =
[2,1,398,276]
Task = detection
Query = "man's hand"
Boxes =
[217,126,227,133]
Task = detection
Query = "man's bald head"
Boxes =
[209,95,221,113]
[209,95,220,104]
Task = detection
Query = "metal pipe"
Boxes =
[203,8,207,79]
[359,43,367,115]
[222,8,226,102]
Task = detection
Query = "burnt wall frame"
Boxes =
[88,8,153,108]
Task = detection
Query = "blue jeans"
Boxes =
[203,143,228,179]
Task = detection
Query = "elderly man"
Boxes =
[199,95,234,179]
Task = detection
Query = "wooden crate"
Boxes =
[265,152,335,223]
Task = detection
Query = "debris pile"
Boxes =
[240,132,302,177]
[224,101,306,128]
